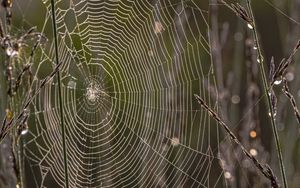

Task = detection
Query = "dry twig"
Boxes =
[282,78,300,126]
[0,62,62,143]
[194,94,279,188]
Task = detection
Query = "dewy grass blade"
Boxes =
[50,1,69,188]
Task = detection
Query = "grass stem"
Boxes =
[246,1,288,188]
[50,1,69,188]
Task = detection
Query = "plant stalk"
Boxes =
[246,1,288,188]
[50,1,69,188]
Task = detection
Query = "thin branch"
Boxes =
[218,0,253,27]
[15,38,41,92]
[0,62,62,143]
[194,94,279,188]
[282,78,300,126]
[272,40,300,85]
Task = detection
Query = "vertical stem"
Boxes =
[17,137,25,188]
[50,1,69,188]
[246,1,288,188]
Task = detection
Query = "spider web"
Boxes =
[17,0,225,187]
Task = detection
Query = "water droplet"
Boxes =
[274,79,282,85]
[257,58,261,63]
[268,111,277,117]
[6,47,13,56]
[6,47,18,57]
[21,123,29,135]
[247,23,254,30]
[21,128,28,135]
[256,56,263,63]
[253,46,257,50]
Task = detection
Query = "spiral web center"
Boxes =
[86,83,100,103]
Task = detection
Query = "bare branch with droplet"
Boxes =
[271,40,300,86]
[194,94,279,188]
[0,62,62,143]
[282,78,300,126]
[218,0,253,29]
